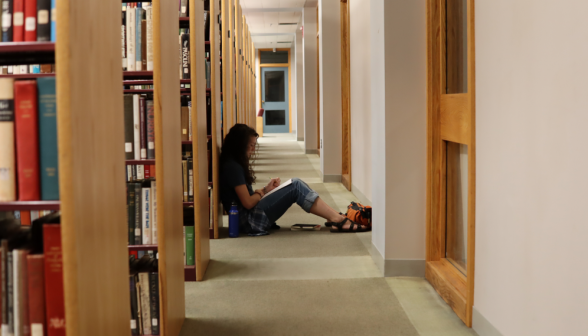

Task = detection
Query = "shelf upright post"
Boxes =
[210,0,222,240]
[56,0,130,334]
[152,0,185,333]
[222,0,229,137]
[228,0,235,128]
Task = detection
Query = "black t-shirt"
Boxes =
[220,158,254,210]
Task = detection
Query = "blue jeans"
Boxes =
[256,178,319,223]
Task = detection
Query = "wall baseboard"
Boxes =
[305,149,318,155]
[351,184,371,205]
[297,137,304,142]
[370,243,426,277]
[323,174,342,183]
[473,307,504,336]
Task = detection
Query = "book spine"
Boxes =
[151,180,157,244]
[139,96,146,159]
[2,0,14,42]
[185,226,194,266]
[126,7,135,71]
[146,99,155,160]
[123,94,134,160]
[148,273,159,335]
[134,274,143,335]
[121,9,126,70]
[181,33,190,79]
[141,182,151,244]
[14,250,30,336]
[182,160,188,202]
[36,0,49,41]
[129,276,139,335]
[0,78,16,202]
[179,0,187,17]
[127,183,135,245]
[143,164,150,179]
[183,226,186,265]
[188,101,192,141]
[37,77,59,201]
[27,255,46,336]
[181,105,188,141]
[132,95,140,160]
[7,251,14,335]
[43,225,65,336]
[141,19,146,69]
[135,8,143,71]
[138,273,151,335]
[134,182,142,244]
[136,165,144,180]
[23,0,35,41]
[14,80,40,201]
[49,0,53,41]
[12,0,22,41]
[1,240,8,334]
[188,158,193,202]
[146,7,153,71]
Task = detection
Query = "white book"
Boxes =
[13,65,20,74]
[127,7,136,71]
[137,165,144,180]
[146,7,154,71]
[142,184,151,244]
[19,65,27,74]
[133,95,140,160]
[262,179,293,199]
[138,273,151,335]
[13,250,30,336]
[127,165,132,182]
[151,180,157,244]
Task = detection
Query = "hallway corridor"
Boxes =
[180,134,477,336]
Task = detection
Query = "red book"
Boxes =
[20,210,31,225]
[43,225,65,336]
[27,255,47,336]
[14,80,40,201]
[150,165,156,178]
[24,0,37,41]
[13,0,25,41]
[144,165,150,178]
[129,251,138,259]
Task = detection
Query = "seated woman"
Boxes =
[219,124,370,235]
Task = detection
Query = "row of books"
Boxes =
[124,94,155,161]
[126,164,156,183]
[122,3,154,72]
[125,83,154,90]
[0,64,54,75]
[0,215,65,336]
[0,0,56,42]
[127,179,157,246]
[14,209,55,225]
[128,254,159,336]
[181,158,194,202]
[0,78,59,202]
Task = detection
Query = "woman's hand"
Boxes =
[266,178,281,193]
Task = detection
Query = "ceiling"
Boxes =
[240,0,307,49]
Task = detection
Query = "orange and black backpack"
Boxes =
[345,202,372,228]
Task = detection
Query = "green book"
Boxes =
[185,226,195,266]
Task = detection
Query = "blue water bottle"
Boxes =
[228,202,239,238]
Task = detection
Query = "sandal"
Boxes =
[329,218,370,233]
[324,213,345,227]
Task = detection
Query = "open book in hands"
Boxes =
[262,179,293,198]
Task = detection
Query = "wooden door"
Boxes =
[426,0,476,327]
[340,0,351,191]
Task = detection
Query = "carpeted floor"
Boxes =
[181,133,478,336]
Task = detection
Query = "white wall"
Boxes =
[350,0,372,203]
[474,1,588,335]
[296,21,305,141]
[303,6,318,154]
[371,0,427,274]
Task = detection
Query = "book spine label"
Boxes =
[151,180,157,244]
[12,0,23,41]
[148,273,159,335]
[132,95,140,160]
[123,95,134,160]
[146,99,155,159]
[2,0,14,42]
[141,185,151,244]
[126,7,135,71]
[14,80,40,201]
[23,0,36,41]
[37,77,59,200]
[127,183,135,245]
[139,96,146,159]
[136,165,144,180]
[36,0,50,41]
[181,33,190,79]
[0,78,16,202]
[49,0,54,41]
[134,183,142,244]
[43,225,65,336]
[146,7,153,71]
[185,226,194,266]
[135,8,142,71]
[27,255,46,336]
[138,273,151,335]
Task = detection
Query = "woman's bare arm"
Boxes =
[235,184,265,209]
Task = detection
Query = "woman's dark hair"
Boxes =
[220,123,259,185]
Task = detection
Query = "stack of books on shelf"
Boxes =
[128,254,159,336]
[0,77,59,203]
[13,209,56,225]
[124,94,155,161]
[1,64,54,75]
[0,213,65,336]
[127,179,157,247]
[0,0,56,42]
[181,150,193,203]
[122,2,154,72]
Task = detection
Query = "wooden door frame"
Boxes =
[257,48,292,134]
[426,0,476,327]
[340,0,351,191]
